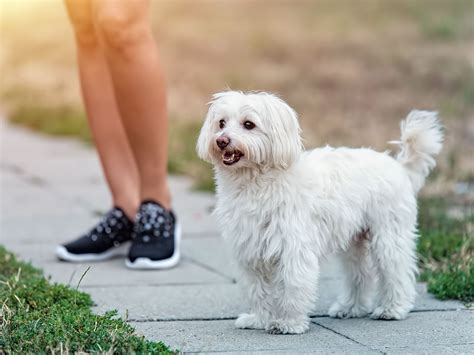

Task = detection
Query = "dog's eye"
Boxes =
[219,119,226,129]
[243,121,255,130]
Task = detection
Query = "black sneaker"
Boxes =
[55,207,134,262]
[126,200,181,269]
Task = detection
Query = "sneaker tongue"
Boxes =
[111,206,124,216]
[140,199,166,208]
[138,200,173,220]
[111,206,133,223]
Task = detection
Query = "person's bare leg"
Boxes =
[65,0,140,219]
[92,0,170,209]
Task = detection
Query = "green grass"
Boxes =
[10,104,93,143]
[410,0,474,40]
[9,102,215,192]
[0,246,174,353]
[417,197,474,304]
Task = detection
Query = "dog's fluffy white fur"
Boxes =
[196,91,443,334]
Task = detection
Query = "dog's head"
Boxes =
[196,91,303,170]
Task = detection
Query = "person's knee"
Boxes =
[73,21,98,48]
[65,0,98,48]
[95,9,148,51]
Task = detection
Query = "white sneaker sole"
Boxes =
[55,241,131,262]
[125,223,181,270]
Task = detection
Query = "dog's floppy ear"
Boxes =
[260,94,303,169]
[196,103,214,163]
[196,92,228,162]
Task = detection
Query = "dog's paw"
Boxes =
[266,319,309,335]
[370,306,407,320]
[328,302,370,319]
[235,313,265,330]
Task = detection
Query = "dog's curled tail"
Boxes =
[392,110,444,193]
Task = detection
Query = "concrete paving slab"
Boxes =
[51,184,114,214]
[385,343,474,355]
[4,243,229,286]
[87,284,243,321]
[44,258,228,287]
[1,214,99,244]
[0,164,110,216]
[182,237,237,280]
[81,280,465,322]
[82,281,349,321]
[0,166,42,188]
[3,149,104,187]
[319,279,466,313]
[1,123,103,184]
[315,310,474,354]
[196,352,351,355]
[1,186,88,218]
[17,158,103,187]
[182,237,345,281]
[413,283,468,311]
[131,319,379,353]
[168,177,217,236]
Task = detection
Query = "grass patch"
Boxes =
[410,0,474,40]
[10,104,92,143]
[8,101,215,192]
[0,246,174,353]
[418,197,473,304]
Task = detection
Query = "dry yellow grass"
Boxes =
[1,0,473,192]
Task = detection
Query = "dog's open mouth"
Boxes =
[222,150,244,165]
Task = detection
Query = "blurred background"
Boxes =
[1,0,473,197]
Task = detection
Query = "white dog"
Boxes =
[196,91,443,334]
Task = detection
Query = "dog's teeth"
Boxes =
[222,152,236,163]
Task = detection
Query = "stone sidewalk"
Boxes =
[1,118,472,354]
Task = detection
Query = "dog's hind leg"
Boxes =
[329,233,376,319]
[370,222,418,320]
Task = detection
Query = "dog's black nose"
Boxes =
[216,136,230,149]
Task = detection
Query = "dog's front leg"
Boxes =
[235,266,273,330]
[267,251,320,334]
